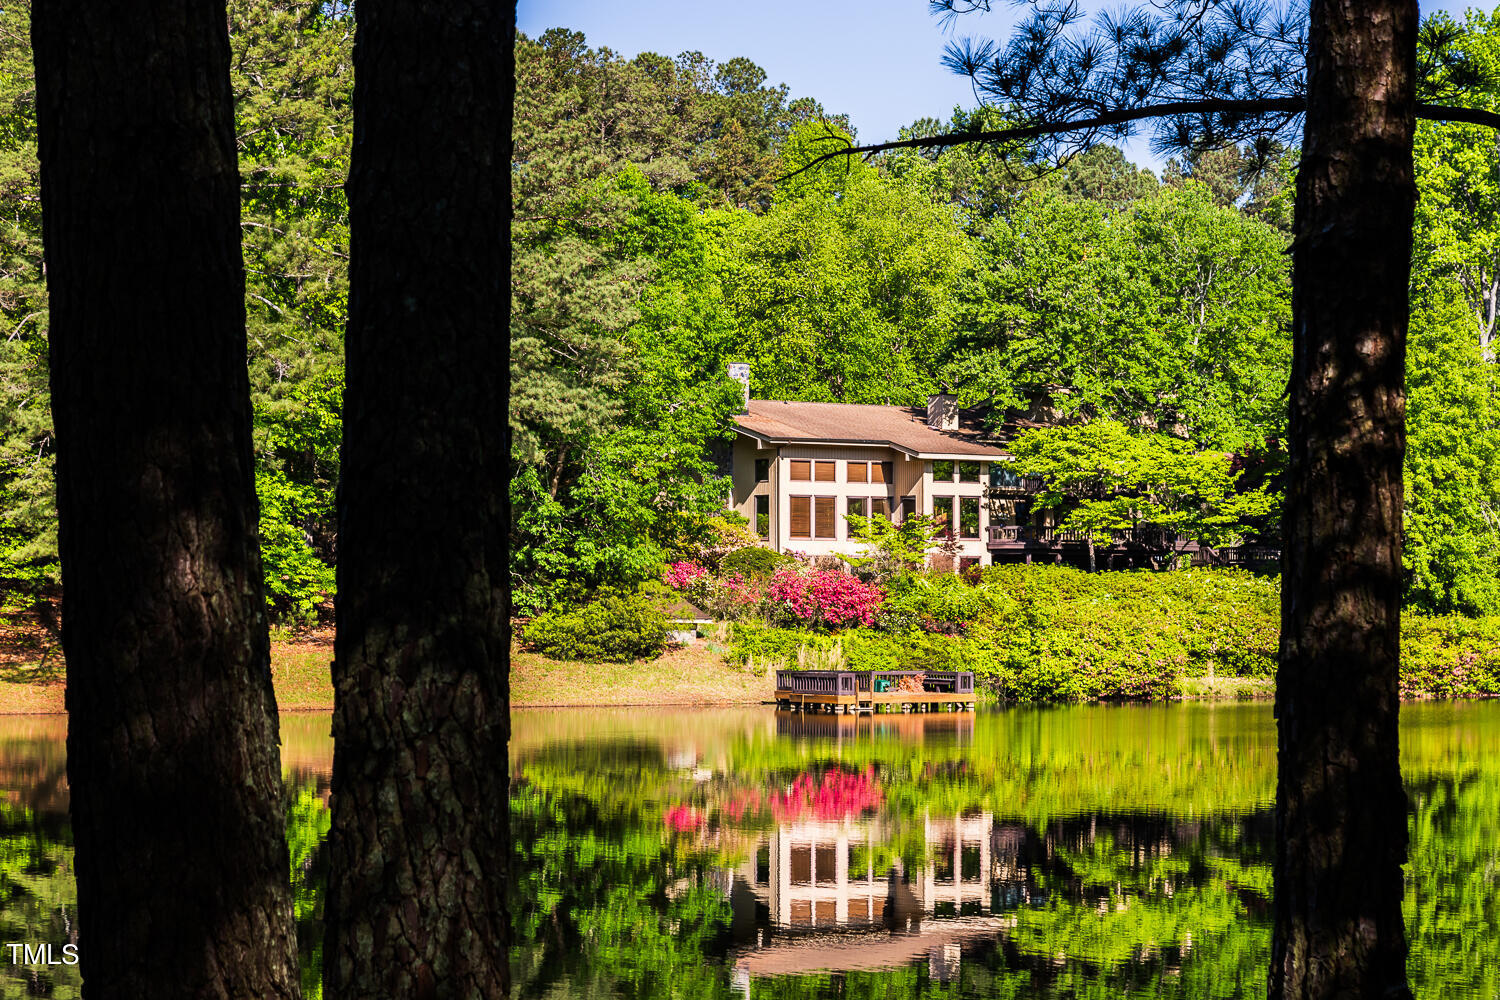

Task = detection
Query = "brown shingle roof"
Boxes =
[732,400,1010,458]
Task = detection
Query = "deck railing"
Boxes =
[776,669,974,696]
[986,524,1200,551]
[774,670,859,696]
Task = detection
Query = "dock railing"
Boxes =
[774,670,859,697]
[775,669,974,696]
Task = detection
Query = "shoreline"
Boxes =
[0,636,1280,715]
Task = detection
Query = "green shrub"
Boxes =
[523,593,668,663]
[1400,613,1500,698]
[719,546,789,579]
[883,572,1018,629]
[728,568,1500,702]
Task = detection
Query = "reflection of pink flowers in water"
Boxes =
[770,768,882,823]
[663,804,705,832]
[724,789,763,821]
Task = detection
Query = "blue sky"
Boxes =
[517,0,1494,169]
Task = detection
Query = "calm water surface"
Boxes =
[0,702,1495,998]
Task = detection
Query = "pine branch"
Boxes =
[780,98,1500,181]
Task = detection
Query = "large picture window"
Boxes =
[933,460,955,481]
[958,461,981,483]
[932,497,955,535]
[959,497,980,538]
[814,497,837,538]
[790,496,811,538]
[790,496,837,539]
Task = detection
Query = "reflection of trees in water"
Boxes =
[1405,771,1500,999]
[509,737,1279,1000]
[0,706,1495,999]
[0,797,77,999]
[285,775,331,1000]
[506,710,1500,1000]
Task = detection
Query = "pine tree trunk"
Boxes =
[323,3,510,997]
[30,3,301,997]
[1272,2,1416,997]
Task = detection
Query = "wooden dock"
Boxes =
[773,670,976,714]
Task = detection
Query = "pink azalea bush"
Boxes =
[766,567,885,628]
[663,560,709,590]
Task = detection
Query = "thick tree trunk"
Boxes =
[1272,3,1416,998]
[30,3,301,997]
[323,3,509,998]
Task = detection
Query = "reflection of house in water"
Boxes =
[758,812,992,931]
[728,811,1003,985]
[723,803,1246,989]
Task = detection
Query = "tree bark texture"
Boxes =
[1273,2,1416,998]
[30,3,301,998]
[324,3,509,997]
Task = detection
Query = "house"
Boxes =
[724,364,1019,572]
[724,365,1266,570]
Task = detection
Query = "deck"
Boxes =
[985,525,1279,569]
[774,670,976,714]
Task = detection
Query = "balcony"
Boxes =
[986,524,1202,552]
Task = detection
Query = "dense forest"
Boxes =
[1,5,1500,625]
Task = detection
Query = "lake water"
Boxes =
[0,701,1495,998]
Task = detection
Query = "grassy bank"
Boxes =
[0,625,340,714]
[0,622,774,713]
[8,563,1500,713]
[511,642,774,706]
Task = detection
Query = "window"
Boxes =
[933,497,954,534]
[814,460,836,482]
[990,463,1023,490]
[815,497,837,538]
[790,496,836,539]
[791,460,811,482]
[790,496,811,538]
[899,495,916,521]
[958,461,981,483]
[754,458,770,482]
[872,497,891,518]
[755,495,770,537]
[959,497,980,538]
[933,459,955,481]
[848,460,891,484]
[846,497,867,519]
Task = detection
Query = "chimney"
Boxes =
[926,391,958,431]
[727,362,751,413]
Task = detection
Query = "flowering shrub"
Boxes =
[766,568,885,628]
[770,768,883,823]
[663,560,709,590]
